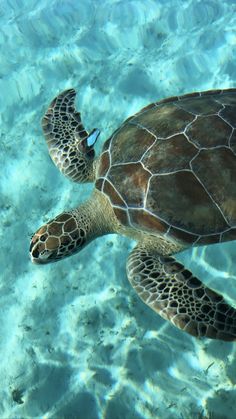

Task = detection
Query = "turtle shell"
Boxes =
[95,89,236,246]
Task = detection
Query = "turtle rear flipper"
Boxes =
[42,89,99,183]
[127,244,236,341]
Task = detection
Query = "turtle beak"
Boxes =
[29,236,39,263]
[29,234,56,264]
[30,244,44,264]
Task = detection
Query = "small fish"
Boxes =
[86,128,100,147]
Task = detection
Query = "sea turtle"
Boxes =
[30,88,236,341]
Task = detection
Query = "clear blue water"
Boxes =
[1,0,236,417]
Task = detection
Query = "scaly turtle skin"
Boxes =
[30,88,236,341]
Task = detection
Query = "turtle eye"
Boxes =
[40,234,47,242]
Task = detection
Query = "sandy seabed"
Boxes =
[1,0,236,417]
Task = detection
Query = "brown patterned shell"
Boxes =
[95,89,236,246]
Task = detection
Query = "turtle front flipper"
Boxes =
[42,89,100,183]
[127,244,236,341]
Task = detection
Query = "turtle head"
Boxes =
[30,212,87,264]
[30,192,113,265]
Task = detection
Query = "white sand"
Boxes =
[1,0,236,418]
